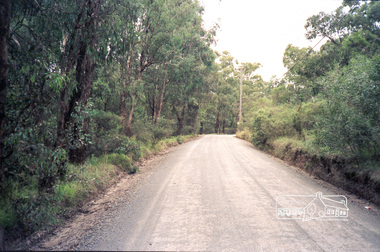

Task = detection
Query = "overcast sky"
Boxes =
[201,0,343,81]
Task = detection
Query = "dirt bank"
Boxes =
[266,142,380,206]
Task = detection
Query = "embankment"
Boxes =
[236,133,380,205]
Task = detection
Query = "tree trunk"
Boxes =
[155,65,168,125]
[239,69,243,123]
[56,0,94,150]
[176,103,186,136]
[222,119,226,134]
[125,52,145,136]
[215,109,220,134]
[0,0,10,182]
[199,122,203,135]
[126,95,135,137]
[120,91,128,135]
[120,51,133,135]
[67,0,100,163]
[68,40,96,163]
[152,82,159,123]
[193,114,197,135]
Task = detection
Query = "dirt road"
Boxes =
[75,135,380,251]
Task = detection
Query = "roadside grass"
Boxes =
[236,129,251,142]
[269,136,320,158]
[2,134,197,243]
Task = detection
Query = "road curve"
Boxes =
[76,135,380,251]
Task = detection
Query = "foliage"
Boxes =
[314,55,380,160]
[1,0,212,240]
[236,130,251,142]
[238,0,380,167]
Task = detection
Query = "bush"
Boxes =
[88,111,123,156]
[236,130,251,141]
[116,136,142,161]
[315,56,380,160]
[152,127,171,145]
[90,110,122,135]
[106,154,132,173]
[13,193,60,235]
[225,127,237,134]
[249,105,304,147]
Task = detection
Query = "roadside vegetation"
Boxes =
[0,0,221,242]
[1,133,193,240]
[237,0,380,203]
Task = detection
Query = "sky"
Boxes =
[200,0,343,81]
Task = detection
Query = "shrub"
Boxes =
[114,136,142,161]
[106,154,132,173]
[176,136,184,144]
[88,111,123,156]
[315,55,380,160]
[152,127,171,145]
[236,130,251,141]
[249,105,301,147]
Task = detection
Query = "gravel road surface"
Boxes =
[76,135,380,251]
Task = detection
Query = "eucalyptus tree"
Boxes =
[4,0,78,189]
[238,62,261,122]
[165,4,215,135]
[114,0,215,135]
[211,52,238,133]
[1,0,121,192]
[115,0,187,136]
[305,0,380,65]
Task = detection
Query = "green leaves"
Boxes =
[315,55,380,160]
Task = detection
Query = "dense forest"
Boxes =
[0,0,379,242]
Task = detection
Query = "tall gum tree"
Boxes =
[56,0,105,163]
[118,0,214,135]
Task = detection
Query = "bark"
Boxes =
[126,95,135,137]
[175,103,186,136]
[155,65,168,125]
[125,52,146,136]
[215,109,220,134]
[120,50,133,135]
[57,0,100,163]
[0,0,10,182]
[56,0,91,149]
[68,40,96,163]
[152,82,159,123]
